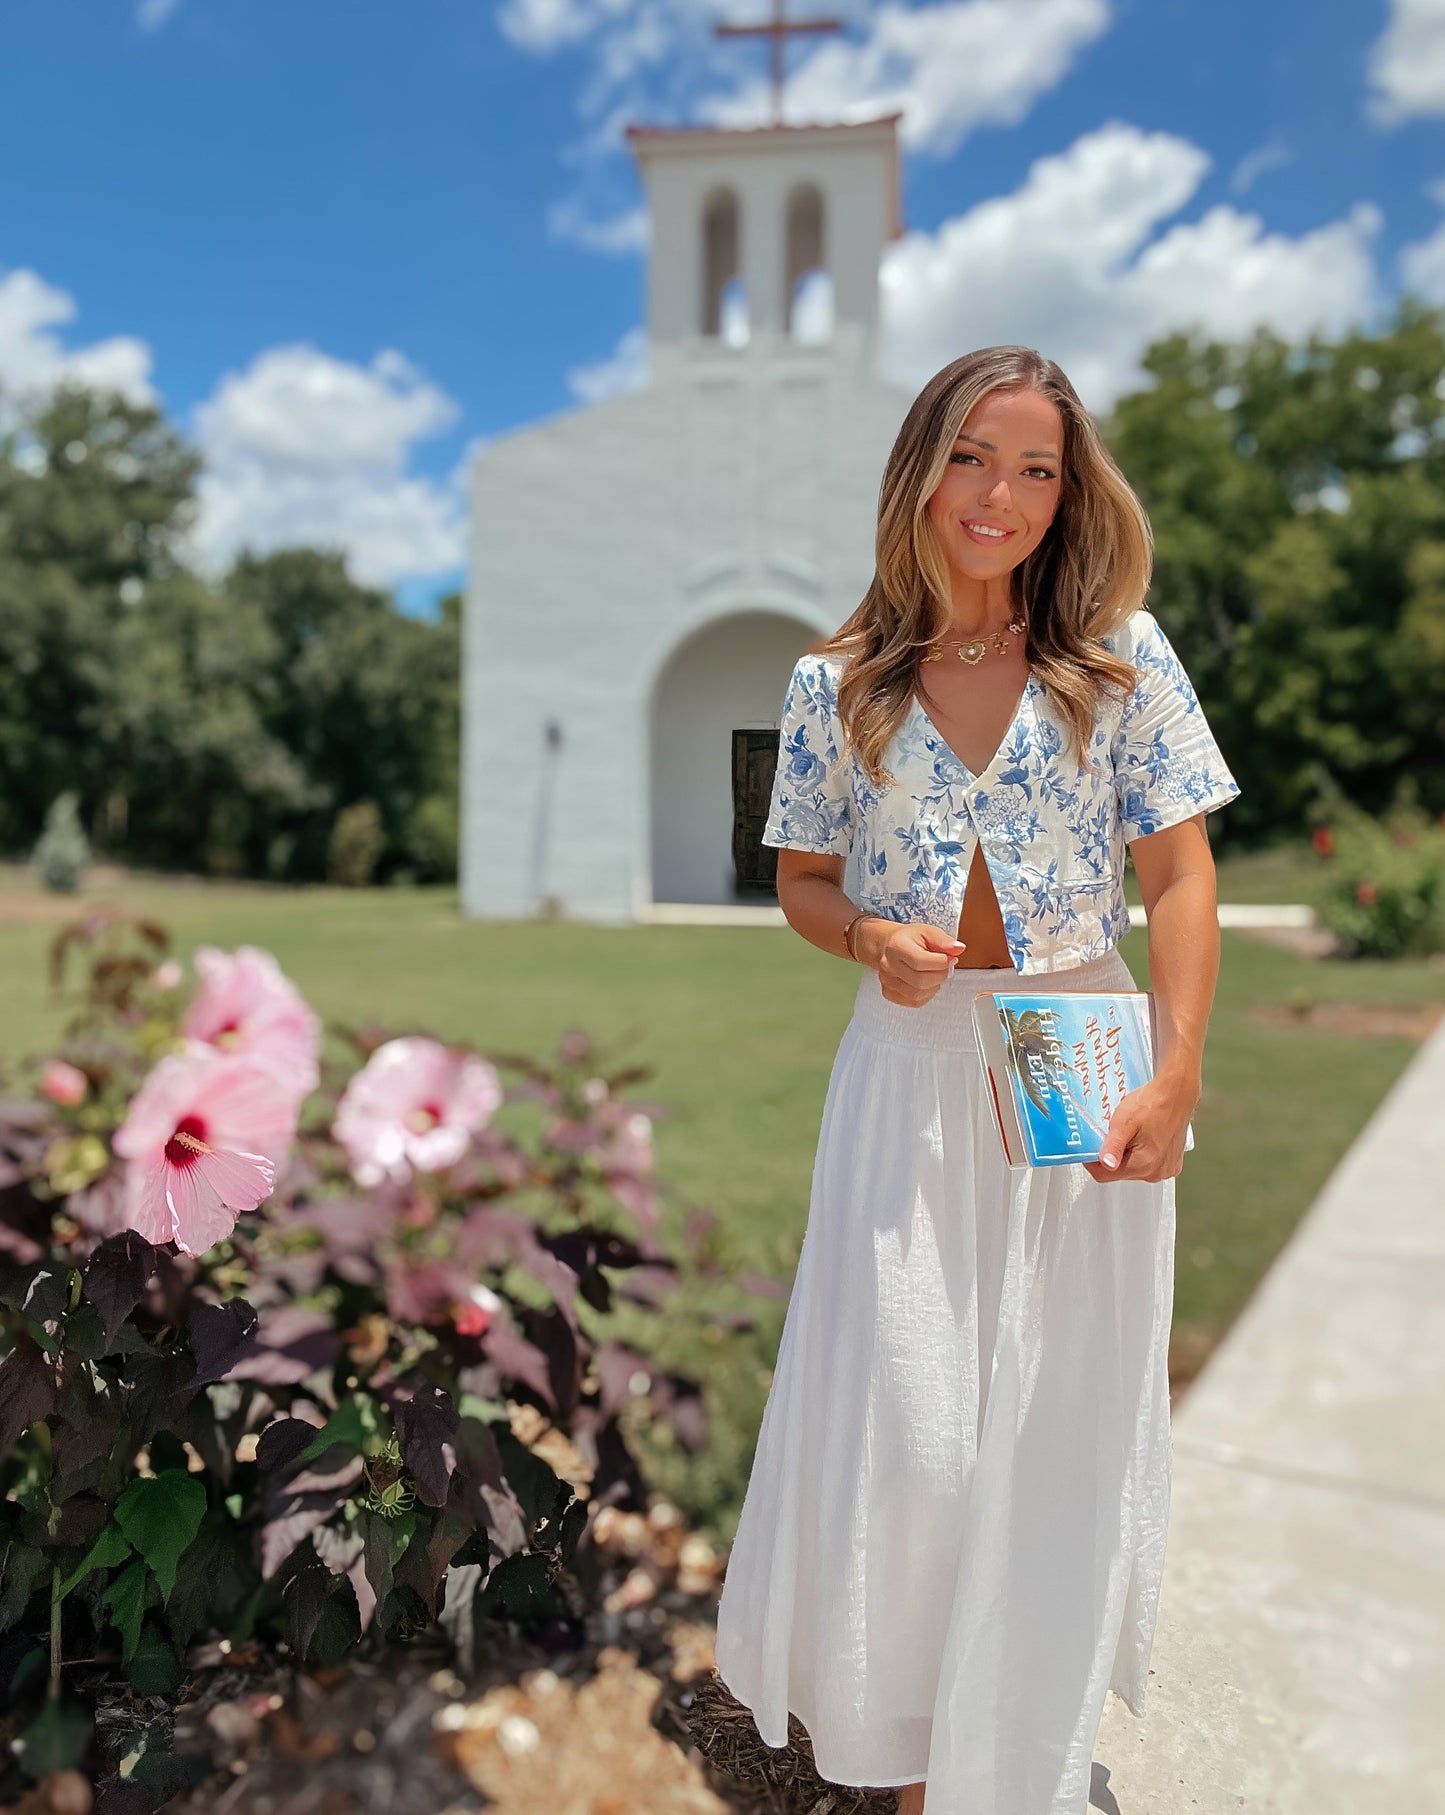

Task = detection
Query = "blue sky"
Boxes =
[1,0,1442,611]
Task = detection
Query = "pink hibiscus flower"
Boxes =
[333,1036,503,1188]
[182,945,321,1097]
[112,1051,298,1256]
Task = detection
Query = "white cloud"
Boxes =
[1400,217,1445,300]
[136,0,186,31]
[1228,131,1293,196]
[700,0,1111,156]
[565,324,650,402]
[503,1,1114,247]
[187,344,468,588]
[0,266,155,422]
[877,122,1381,409]
[496,0,603,54]
[1367,0,1445,125]
[547,198,650,254]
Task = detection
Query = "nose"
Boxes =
[985,474,1013,506]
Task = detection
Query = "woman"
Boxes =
[711,345,1241,1815]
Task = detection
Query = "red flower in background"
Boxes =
[1355,879,1378,906]
[1312,826,1335,857]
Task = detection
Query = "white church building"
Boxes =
[460,106,916,922]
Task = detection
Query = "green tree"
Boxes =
[1107,298,1445,840]
[0,382,200,851]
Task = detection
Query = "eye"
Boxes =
[949,451,981,465]
[1025,466,1057,480]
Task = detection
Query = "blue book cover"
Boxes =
[970,991,1195,1168]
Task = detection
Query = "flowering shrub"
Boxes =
[0,911,770,1785]
[1309,774,1445,959]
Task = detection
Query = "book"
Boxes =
[969,990,1196,1169]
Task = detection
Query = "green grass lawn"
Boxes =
[2,856,1440,1538]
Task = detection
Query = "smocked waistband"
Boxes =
[849,945,1137,1051]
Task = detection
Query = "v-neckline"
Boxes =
[909,670,1038,784]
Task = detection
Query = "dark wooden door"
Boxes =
[731,729,779,895]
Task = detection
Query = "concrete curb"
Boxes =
[1091,1009,1445,1812]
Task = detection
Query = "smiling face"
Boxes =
[925,385,1065,586]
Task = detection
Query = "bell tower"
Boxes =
[624,3,903,372]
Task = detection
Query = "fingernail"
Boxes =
[1101,1154,1118,1169]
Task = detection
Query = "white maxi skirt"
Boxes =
[712,945,1174,1815]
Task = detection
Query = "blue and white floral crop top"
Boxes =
[761,607,1242,976]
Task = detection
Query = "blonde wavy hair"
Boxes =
[819,345,1151,785]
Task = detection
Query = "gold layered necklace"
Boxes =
[923,610,1027,665]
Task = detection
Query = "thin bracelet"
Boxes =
[842,910,874,964]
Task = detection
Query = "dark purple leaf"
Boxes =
[0,1261,69,1333]
[738,1270,791,1300]
[52,1365,124,1477]
[479,1320,555,1410]
[393,1507,474,1618]
[658,1376,709,1451]
[224,1305,340,1386]
[121,1347,200,1447]
[594,1341,657,1420]
[526,1306,582,1419]
[612,1264,680,1308]
[606,1173,660,1228]
[0,1335,61,1460]
[261,1453,365,1580]
[450,1418,526,1556]
[391,1381,458,1510]
[312,1523,365,1578]
[280,1539,331,1659]
[83,1234,159,1350]
[255,1417,322,1473]
[188,1297,259,1386]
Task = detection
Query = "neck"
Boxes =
[945,573,1018,640]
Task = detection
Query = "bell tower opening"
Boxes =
[785,180,832,343]
[702,186,743,339]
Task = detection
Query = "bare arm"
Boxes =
[773,849,967,1005]
[1083,811,1221,1182]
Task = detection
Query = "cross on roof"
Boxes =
[715,0,843,127]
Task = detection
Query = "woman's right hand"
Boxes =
[856,920,969,1007]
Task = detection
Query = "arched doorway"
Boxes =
[649,610,820,905]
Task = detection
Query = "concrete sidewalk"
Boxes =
[1092,1008,1445,1812]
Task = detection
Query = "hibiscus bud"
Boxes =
[41,1058,89,1107]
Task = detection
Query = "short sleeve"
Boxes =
[761,655,855,856]
[1110,611,1241,840]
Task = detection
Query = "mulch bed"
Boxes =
[4,1493,902,1815]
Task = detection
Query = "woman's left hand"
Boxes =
[1082,1072,1198,1184]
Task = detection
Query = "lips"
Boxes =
[961,520,1017,545]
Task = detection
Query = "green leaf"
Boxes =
[114,1468,206,1600]
[457,1392,508,1424]
[59,1519,132,1598]
[103,1556,151,1664]
[15,1696,92,1778]
[298,1394,380,1464]
[124,1623,183,1697]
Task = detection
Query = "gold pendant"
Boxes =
[957,641,987,663]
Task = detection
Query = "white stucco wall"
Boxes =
[460,323,913,922]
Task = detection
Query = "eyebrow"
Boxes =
[955,433,1060,460]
